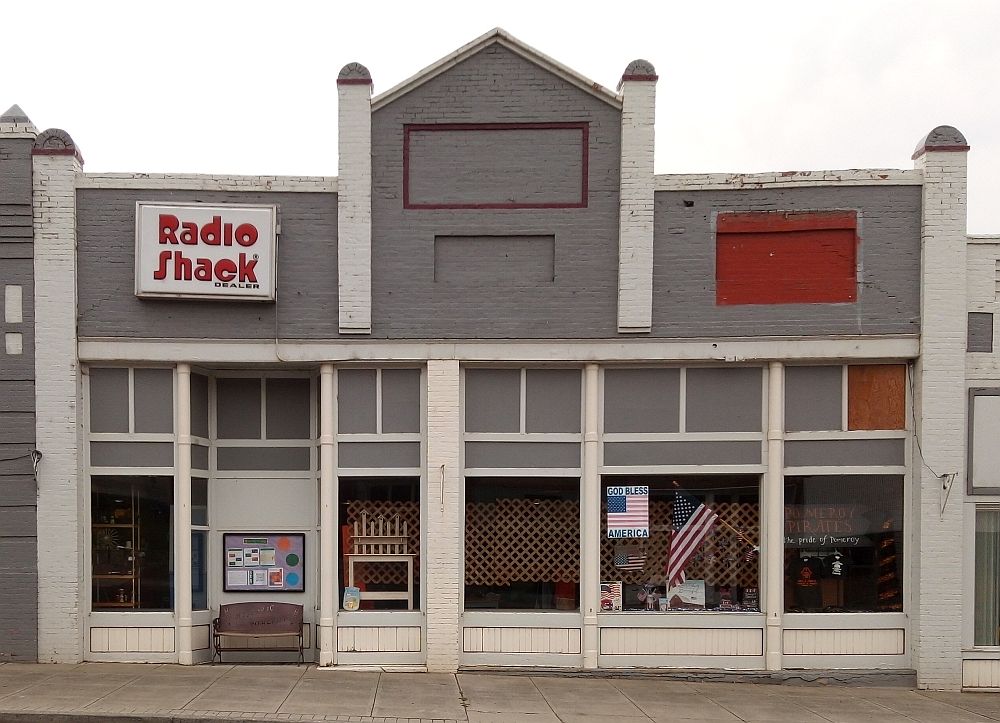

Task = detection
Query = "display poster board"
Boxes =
[223,533,304,592]
[605,484,649,538]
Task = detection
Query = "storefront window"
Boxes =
[339,477,420,611]
[191,477,208,611]
[91,476,173,610]
[465,477,580,610]
[600,476,760,612]
[975,508,1000,646]
[784,475,903,613]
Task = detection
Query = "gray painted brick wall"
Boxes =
[0,134,37,661]
[77,190,338,339]
[371,44,623,339]
[652,186,922,337]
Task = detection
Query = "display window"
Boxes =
[599,476,760,613]
[191,477,208,611]
[91,475,174,610]
[464,477,580,610]
[338,477,420,611]
[974,507,1000,646]
[784,475,904,613]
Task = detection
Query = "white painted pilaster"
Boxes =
[424,359,461,671]
[318,363,337,666]
[912,126,970,691]
[176,363,193,664]
[764,361,784,671]
[32,130,83,662]
[337,63,374,335]
[581,363,600,667]
[616,60,657,333]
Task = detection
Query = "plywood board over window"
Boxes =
[847,364,906,430]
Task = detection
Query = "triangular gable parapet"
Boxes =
[371,27,623,112]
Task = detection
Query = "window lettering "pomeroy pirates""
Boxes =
[152,214,260,288]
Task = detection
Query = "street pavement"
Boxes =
[1,662,1000,723]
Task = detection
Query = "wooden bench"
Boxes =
[212,601,304,663]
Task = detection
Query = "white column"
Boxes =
[318,363,337,665]
[581,364,600,668]
[616,60,657,333]
[32,129,83,662]
[424,359,461,672]
[764,361,784,671]
[176,363,193,664]
[912,126,969,690]
[337,63,373,334]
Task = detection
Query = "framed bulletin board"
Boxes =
[223,532,305,592]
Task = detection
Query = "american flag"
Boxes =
[667,491,718,588]
[613,546,646,571]
[606,488,649,534]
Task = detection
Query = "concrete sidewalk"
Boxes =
[1,663,1000,723]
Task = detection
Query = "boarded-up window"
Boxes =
[716,211,858,305]
[847,364,906,430]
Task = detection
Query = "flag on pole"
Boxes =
[666,491,718,588]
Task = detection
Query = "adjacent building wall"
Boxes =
[0,121,38,661]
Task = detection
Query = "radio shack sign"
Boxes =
[135,203,277,301]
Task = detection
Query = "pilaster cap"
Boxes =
[618,59,658,90]
[0,104,38,137]
[32,128,83,165]
[338,62,373,86]
[912,125,969,160]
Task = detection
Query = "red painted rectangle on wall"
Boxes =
[716,211,858,305]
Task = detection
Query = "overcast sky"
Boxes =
[6,0,998,231]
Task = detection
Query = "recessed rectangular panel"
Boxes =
[784,439,905,467]
[603,441,761,466]
[338,442,420,468]
[89,368,130,433]
[434,236,555,285]
[969,312,994,353]
[191,373,210,438]
[338,369,377,434]
[133,368,174,434]
[525,369,581,433]
[465,369,521,433]
[216,446,311,471]
[192,444,210,471]
[381,369,421,434]
[266,378,312,440]
[716,211,858,305]
[603,369,680,433]
[465,442,581,468]
[847,364,906,430]
[216,378,262,439]
[90,442,174,467]
[685,367,762,432]
[785,366,843,432]
[405,123,587,209]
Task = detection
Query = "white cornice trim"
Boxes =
[655,169,922,191]
[77,173,337,193]
[371,28,622,112]
[78,336,920,365]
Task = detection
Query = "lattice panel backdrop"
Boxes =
[600,501,760,588]
[465,499,580,585]
[345,500,420,586]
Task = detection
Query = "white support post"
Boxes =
[425,359,461,671]
[318,363,337,666]
[764,361,784,671]
[176,363,193,664]
[32,128,83,662]
[912,126,970,691]
[616,60,657,333]
[337,63,374,334]
[581,363,600,668]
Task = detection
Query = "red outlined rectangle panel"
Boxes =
[716,211,858,305]
[403,122,589,210]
